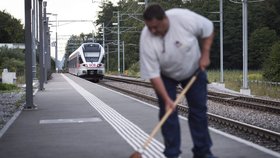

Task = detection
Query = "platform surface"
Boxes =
[0,73,279,158]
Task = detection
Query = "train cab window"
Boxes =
[84,52,100,62]
[83,44,101,62]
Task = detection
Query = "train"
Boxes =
[68,42,105,82]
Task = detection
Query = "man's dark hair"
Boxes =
[143,4,166,21]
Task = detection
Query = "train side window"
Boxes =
[101,55,105,63]
[79,56,83,64]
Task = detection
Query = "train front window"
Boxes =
[84,52,100,62]
[83,44,101,62]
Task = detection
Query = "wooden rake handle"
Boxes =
[142,69,201,149]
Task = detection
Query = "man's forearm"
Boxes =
[150,77,170,103]
[201,32,214,57]
[200,32,214,70]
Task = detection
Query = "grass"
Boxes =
[16,75,25,84]
[108,69,280,99]
[0,83,20,92]
[14,94,26,108]
[207,70,280,99]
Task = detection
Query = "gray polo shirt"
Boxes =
[140,8,213,81]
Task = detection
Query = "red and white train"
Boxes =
[68,43,105,82]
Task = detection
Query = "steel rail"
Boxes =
[104,75,280,114]
[99,81,280,143]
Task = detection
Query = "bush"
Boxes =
[249,27,279,69]
[263,41,280,82]
[126,62,140,77]
[0,83,19,91]
[0,47,25,75]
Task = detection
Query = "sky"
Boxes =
[0,0,117,61]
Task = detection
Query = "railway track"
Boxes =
[104,75,280,114]
[208,91,280,114]
[102,75,280,152]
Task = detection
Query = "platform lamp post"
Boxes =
[31,0,37,80]
[46,13,58,73]
[24,0,36,109]
[38,0,45,90]
[43,2,49,83]
[53,14,58,73]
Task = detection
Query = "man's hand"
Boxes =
[150,77,176,112]
[164,97,176,112]
[199,55,210,71]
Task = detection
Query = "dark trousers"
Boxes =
[157,71,213,157]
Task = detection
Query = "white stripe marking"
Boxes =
[91,77,280,158]
[39,117,102,124]
[179,116,280,158]
[62,74,165,158]
[0,110,22,139]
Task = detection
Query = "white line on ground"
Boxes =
[61,74,165,158]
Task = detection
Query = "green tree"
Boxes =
[95,1,117,42]
[261,0,280,36]
[249,27,278,69]
[92,0,280,77]
[0,10,24,43]
[94,1,118,71]
[263,41,280,82]
[117,0,144,71]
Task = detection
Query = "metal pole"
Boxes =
[32,0,36,79]
[107,44,109,72]
[55,32,58,72]
[220,0,224,83]
[43,2,48,83]
[39,0,44,90]
[36,0,39,40]
[145,0,148,8]
[102,23,105,48]
[122,41,125,73]
[55,15,58,73]
[92,30,95,42]
[117,11,120,74]
[24,0,35,109]
[242,0,248,89]
[47,26,51,72]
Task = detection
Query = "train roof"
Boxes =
[82,43,101,52]
[68,42,103,59]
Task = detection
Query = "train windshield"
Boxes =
[83,44,101,62]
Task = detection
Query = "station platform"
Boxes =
[0,73,279,158]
